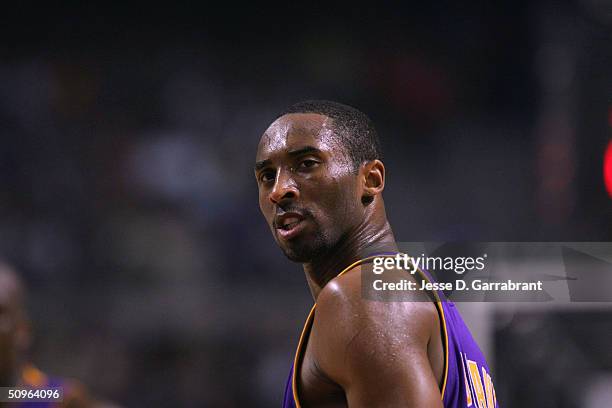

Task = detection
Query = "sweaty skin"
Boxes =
[255,113,444,407]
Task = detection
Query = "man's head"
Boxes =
[0,263,30,384]
[255,100,386,263]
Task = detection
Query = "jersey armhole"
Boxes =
[413,266,450,401]
[291,254,450,405]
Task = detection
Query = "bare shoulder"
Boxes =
[316,264,439,331]
[311,264,440,382]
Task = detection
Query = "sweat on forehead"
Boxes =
[257,113,347,159]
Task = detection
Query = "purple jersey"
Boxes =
[283,256,499,408]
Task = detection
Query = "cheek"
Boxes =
[258,191,271,216]
[258,194,265,214]
[314,176,361,223]
[258,201,274,230]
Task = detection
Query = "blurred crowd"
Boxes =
[0,2,610,407]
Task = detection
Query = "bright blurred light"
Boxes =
[605,139,612,199]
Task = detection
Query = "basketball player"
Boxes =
[254,101,499,407]
[0,263,93,408]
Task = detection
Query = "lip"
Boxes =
[274,212,306,240]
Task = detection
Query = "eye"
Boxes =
[299,159,319,169]
[259,170,275,183]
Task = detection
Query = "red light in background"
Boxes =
[605,140,612,199]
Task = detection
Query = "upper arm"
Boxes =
[311,270,443,408]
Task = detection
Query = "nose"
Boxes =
[269,168,298,204]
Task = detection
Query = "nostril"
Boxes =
[271,188,297,202]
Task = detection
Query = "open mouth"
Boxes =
[278,216,301,230]
[274,213,306,239]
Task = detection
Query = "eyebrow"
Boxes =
[254,146,322,171]
[254,159,271,171]
[287,146,321,157]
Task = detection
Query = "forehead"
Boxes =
[256,113,338,160]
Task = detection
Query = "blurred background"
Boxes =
[0,1,611,407]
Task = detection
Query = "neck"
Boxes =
[303,202,397,300]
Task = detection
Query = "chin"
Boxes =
[283,251,310,263]
[279,239,328,264]
[280,245,312,263]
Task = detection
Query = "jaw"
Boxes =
[276,236,315,263]
[274,227,330,264]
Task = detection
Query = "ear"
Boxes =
[360,159,385,204]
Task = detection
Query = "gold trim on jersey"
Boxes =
[291,253,450,406]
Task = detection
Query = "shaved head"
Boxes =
[278,100,382,171]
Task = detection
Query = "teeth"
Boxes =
[280,217,300,229]
[284,217,298,225]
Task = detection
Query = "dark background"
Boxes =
[0,2,611,407]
